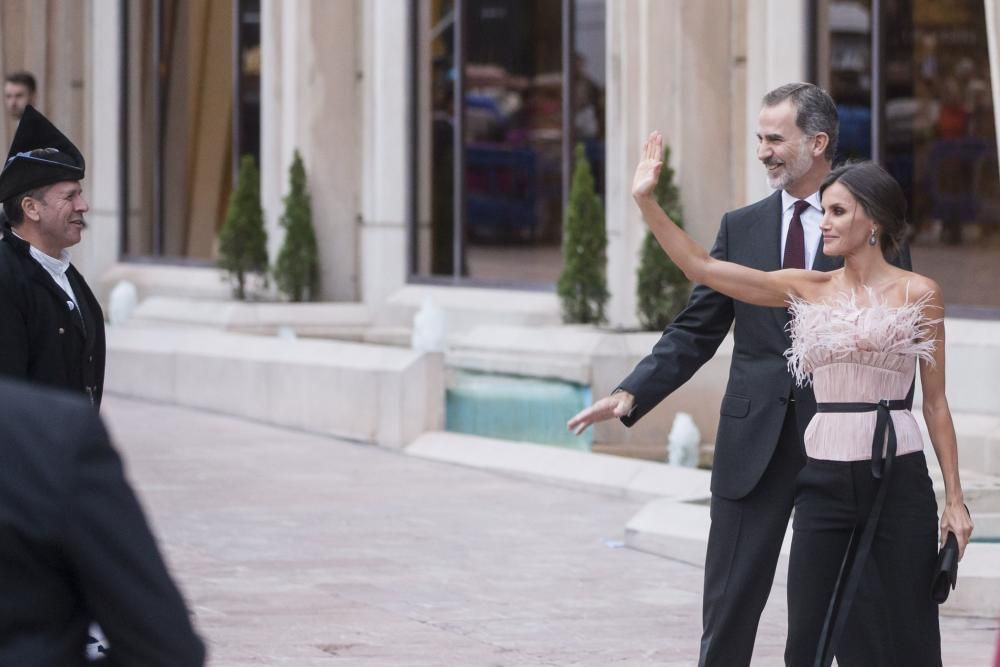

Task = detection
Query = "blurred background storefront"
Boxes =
[0,0,996,320]
[411,0,605,288]
[817,0,1000,315]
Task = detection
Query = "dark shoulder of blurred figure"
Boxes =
[0,378,206,666]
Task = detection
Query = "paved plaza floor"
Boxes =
[103,396,999,666]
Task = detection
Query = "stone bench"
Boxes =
[106,326,443,448]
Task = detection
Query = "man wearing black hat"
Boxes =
[0,105,105,408]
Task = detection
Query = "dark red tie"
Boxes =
[783,200,810,269]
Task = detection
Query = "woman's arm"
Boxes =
[633,131,828,307]
[916,279,974,558]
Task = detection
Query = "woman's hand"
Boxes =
[941,500,974,560]
[632,131,664,200]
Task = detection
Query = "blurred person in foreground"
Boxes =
[0,377,205,665]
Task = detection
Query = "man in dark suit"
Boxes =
[0,378,205,665]
[0,105,105,408]
[569,83,911,666]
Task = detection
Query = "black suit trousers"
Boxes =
[700,403,805,665]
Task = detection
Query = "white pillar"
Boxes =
[76,0,121,300]
[985,0,1000,165]
[605,1,746,329]
[260,0,285,277]
[261,0,361,301]
[359,0,410,315]
[744,0,808,204]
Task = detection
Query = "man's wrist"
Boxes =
[612,388,636,417]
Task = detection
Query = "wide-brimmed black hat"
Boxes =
[0,105,85,204]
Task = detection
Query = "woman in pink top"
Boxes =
[632,135,974,666]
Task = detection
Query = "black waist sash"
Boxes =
[812,399,908,667]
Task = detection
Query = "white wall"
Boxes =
[260,0,361,302]
[743,0,808,204]
[604,1,752,329]
[74,0,121,300]
[359,0,410,316]
[986,0,1000,165]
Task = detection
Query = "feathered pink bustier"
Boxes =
[784,289,939,461]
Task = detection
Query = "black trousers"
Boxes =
[785,451,941,666]
[700,405,891,667]
[700,404,803,665]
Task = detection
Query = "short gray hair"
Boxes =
[762,83,839,162]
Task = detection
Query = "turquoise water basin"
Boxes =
[446,370,592,450]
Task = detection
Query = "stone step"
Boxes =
[929,466,1000,514]
[406,431,712,500]
[916,411,1000,477]
[125,296,373,339]
[105,325,443,448]
[912,316,1000,418]
[624,498,1000,619]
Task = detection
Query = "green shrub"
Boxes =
[636,144,691,330]
[557,143,609,324]
[273,150,320,302]
[218,155,268,300]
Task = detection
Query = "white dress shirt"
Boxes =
[780,190,823,270]
[12,230,79,309]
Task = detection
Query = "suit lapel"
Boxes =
[752,190,785,272]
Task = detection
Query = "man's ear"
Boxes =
[812,132,830,158]
[21,196,41,223]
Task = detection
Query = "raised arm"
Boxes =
[633,132,826,307]
[915,280,973,558]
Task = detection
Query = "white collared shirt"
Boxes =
[780,190,823,270]
[12,230,79,309]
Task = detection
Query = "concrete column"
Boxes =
[986,0,1000,164]
[74,0,121,298]
[605,1,744,329]
[743,0,807,205]
[260,0,360,302]
[359,0,410,316]
[260,0,284,273]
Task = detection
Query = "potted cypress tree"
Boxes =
[273,150,320,302]
[636,144,691,330]
[218,155,268,300]
[557,143,609,324]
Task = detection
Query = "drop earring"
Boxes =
[869,228,878,246]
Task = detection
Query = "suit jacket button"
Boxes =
[58,327,65,334]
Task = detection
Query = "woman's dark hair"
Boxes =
[819,161,908,260]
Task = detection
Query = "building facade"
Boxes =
[2,0,999,324]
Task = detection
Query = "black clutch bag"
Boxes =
[931,532,959,604]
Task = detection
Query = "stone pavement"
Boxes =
[102,396,999,666]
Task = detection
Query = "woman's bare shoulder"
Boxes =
[898,271,942,304]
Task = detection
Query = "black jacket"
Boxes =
[0,231,105,407]
[0,379,205,666]
[619,191,911,500]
